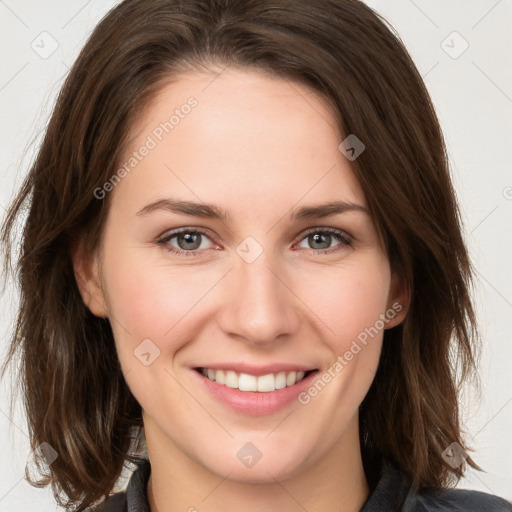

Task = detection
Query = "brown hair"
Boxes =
[1,0,482,509]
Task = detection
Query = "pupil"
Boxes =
[311,233,330,250]
[179,232,201,250]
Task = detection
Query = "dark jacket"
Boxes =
[90,458,512,511]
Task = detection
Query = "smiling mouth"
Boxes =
[194,367,318,392]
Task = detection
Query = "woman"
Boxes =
[1,0,511,511]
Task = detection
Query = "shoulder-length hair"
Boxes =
[1,0,481,510]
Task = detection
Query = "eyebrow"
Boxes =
[136,198,369,221]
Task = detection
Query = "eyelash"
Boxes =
[156,227,353,257]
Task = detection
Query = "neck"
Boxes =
[145,414,370,512]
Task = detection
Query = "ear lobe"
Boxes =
[71,238,108,318]
[385,273,411,329]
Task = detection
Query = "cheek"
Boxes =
[100,243,227,353]
[292,257,390,408]
[294,255,391,344]
[295,264,390,416]
[100,247,221,409]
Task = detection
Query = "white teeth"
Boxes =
[215,369,225,385]
[275,372,287,389]
[225,370,238,389]
[200,368,310,392]
[257,373,275,392]
[286,371,296,386]
[238,373,257,391]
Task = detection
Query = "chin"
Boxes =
[197,443,310,484]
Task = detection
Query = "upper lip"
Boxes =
[194,363,317,376]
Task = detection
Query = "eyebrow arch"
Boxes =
[136,198,228,220]
[136,198,369,221]
[290,201,369,220]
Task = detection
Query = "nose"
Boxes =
[216,248,299,347]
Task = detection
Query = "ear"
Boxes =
[384,272,410,329]
[71,237,109,318]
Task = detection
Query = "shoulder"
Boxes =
[85,492,127,512]
[406,486,512,512]
[85,458,151,512]
[367,457,512,512]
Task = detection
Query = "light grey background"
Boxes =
[0,1,511,510]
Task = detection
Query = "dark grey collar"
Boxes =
[120,457,413,512]
[97,455,512,511]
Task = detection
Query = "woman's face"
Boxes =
[78,67,407,483]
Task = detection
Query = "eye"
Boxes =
[157,228,217,257]
[295,227,353,255]
[157,226,353,257]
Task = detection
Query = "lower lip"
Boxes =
[192,368,319,416]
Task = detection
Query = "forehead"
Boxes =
[114,66,366,214]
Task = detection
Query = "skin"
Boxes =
[74,65,409,512]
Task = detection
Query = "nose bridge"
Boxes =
[219,240,296,345]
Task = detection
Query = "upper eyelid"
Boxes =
[300,226,352,239]
[159,226,214,241]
